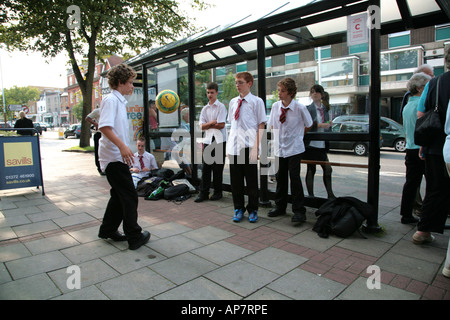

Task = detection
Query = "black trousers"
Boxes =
[400,149,425,217]
[200,141,226,195]
[274,153,306,214]
[94,132,101,172]
[99,162,142,241]
[418,154,450,233]
[229,148,259,212]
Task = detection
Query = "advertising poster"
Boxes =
[0,135,44,193]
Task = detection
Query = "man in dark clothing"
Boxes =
[14,111,35,135]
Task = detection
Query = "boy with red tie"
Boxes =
[268,78,313,223]
[227,72,266,223]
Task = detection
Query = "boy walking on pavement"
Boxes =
[97,64,150,250]
[268,78,313,223]
[195,82,228,202]
[227,72,266,223]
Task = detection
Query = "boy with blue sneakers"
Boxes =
[227,72,266,223]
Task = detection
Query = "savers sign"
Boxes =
[0,135,44,194]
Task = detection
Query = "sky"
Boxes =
[0,0,307,90]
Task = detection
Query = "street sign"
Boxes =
[8,104,23,111]
[347,13,369,47]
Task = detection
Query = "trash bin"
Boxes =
[59,127,64,139]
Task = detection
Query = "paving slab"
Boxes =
[155,277,241,300]
[267,268,346,300]
[97,267,175,300]
[336,277,420,300]
[0,274,61,300]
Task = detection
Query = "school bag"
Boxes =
[312,197,375,238]
[163,183,190,200]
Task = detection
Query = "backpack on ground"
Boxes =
[312,197,375,238]
[163,183,190,200]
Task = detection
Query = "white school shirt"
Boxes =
[199,100,228,144]
[86,108,100,134]
[309,102,326,149]
[226,92,266,156]
[98,90,130,171]
[132,151,158,172]
[269,100,313,158]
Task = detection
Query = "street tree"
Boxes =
[0,0,208,147]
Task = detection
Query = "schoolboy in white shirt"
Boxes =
[98,64,150,250]
[195,82,227,202]
[130,137,158,188]
[268,78,313,223]
[227,72,266,223]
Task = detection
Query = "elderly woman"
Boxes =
[399,72,431,224]
[413,50,450,245]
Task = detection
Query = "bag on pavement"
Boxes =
[313,197,375,238]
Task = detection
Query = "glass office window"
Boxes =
[388,31,410,48]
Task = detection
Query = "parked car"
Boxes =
[64,124,91,138]
[332,115,406,152]
[64,124,81,138]
[329,121,383,156]
[38,122,49,131]
[33,123,43,135]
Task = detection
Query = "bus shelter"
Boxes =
[124,0,449,232]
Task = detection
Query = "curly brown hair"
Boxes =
[277,78,297,98]
[106,64,137,90]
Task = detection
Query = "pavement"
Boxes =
[1,130,449,302]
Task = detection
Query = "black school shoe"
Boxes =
[128,231,151,250]
[209,193,223,201]
[268,208,286,217]
[99,231,127,242]
[291,212,306,223]
[195,193,209,203]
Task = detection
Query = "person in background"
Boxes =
[14,111,34,136]
[227,72,266,223]
[85,106,105,175]
[195,82,227,202]
[442,99,450,278]
[413,50,450,245]
[130,136,158,188]
[399,72,431,224]
[97,63,150,250]
[267,78,313,223]
[303,84,335,199]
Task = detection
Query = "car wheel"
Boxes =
[394,138,406,152]
[64,134,68,138]
[353,143,368,156]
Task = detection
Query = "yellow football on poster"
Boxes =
[156,90,180,114]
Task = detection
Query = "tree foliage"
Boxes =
[0,0,208,147]
[0,86,41,118]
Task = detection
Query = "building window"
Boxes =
[236,62,247,73]
[436,24,450,41]
[285,51,299,65]
[216,67,226,76]
[388,31,410,49]
[349,43,368,54]
[315,46,331,60]
[381,49,418,72]
[265,57,272,68]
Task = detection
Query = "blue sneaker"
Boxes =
[249,210,258,223]
[233,209,245,222]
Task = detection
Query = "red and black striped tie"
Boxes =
[235,98,244,120]
[139,155,145,170]
[280,107,287,124]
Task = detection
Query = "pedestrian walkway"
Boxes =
[0,134,449,301]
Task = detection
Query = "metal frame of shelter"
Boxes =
[125,0,450,232]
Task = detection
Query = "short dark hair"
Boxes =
[207,82,219,91]
[107,64,137,90]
